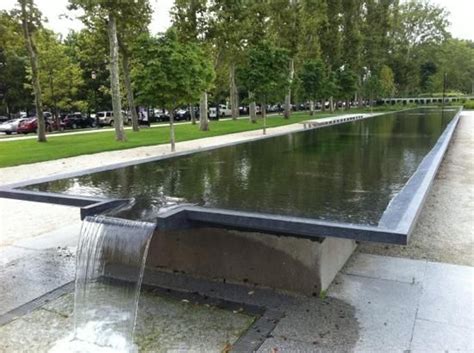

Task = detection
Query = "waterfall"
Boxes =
[50,215,155,353]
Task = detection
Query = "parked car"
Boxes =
[17,117,53,134]
[61,113,95,129]
[239,106,248,115]
[174,108,189,121]
[0,118,25,135]
[209,104,232,119]
[96,111,131,126]
[174,107,200,121]
[154,109,170,122]
[0,116,9,123]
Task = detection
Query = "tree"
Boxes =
[430,39,474,94]
[322,69,339,112]
[171,0,212,131]
[64,29,111,115]
[391,0,450,95]
[269,0,301,119]
[36,30,85,118]
[133,29,214,151]
[362,0,395,71]
[319,0,342,70]
[0,10,32,116]
[242,0,272,123]
[17,0,46,142]
[211,0,247,120]
[363,74,380,108]
[298,0,325,61]
[69,0,128,141]
[341,0,363,76]
[299,59,326,115]
[379,64,395,97]
[116,0,152,132]
[336,66,357,109]
[239,41,290,134]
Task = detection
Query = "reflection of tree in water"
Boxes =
[26,110,455,226]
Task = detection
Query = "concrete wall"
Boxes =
[146,227,356,296]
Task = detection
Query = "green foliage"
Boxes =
[0,11,32,114]
[379,65,396,97]
[298,0,325,60]
[64,29,110,111]
[34,30,85,112]
[299,59,326,101]
[319,0,342,69]
[133,28,214,110]
[463,100,474,110]
[1,0,472,119]
[341,0,363,72]
[171,0,208,42]
[336,67,358,100]
[238,41,290,104]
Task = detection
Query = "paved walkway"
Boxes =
[359,111,474,266]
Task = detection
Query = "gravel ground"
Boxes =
[358,111,474,266]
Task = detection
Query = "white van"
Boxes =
[209,104,232,119]
[97,111,131,126]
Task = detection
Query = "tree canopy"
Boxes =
[1,0,473,137]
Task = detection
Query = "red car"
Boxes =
[17,117,52,134]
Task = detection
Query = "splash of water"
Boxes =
[49,215,155,353]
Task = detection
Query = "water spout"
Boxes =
[50,215,155,353]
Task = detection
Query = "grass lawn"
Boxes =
[0,108,396,168]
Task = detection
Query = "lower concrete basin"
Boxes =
[147,227,356,295]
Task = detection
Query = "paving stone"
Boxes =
[12,222,81,250]
[417,261,474,327]
[328,273,421,352]
[270,296,359,351]
[410,318,474,352]
[343,253,427,284]
[0,248,75,316]
[257,337,338,353]
[1,284,254,353]
[0,309,72,352]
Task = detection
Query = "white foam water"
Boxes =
[49,215,155,353]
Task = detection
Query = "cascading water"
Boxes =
[50,215,155,353]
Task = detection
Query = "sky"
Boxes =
[0,0,473,41]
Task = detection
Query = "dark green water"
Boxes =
[25,109,456,225]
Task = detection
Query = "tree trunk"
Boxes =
[107,13,126,141]
[190,104,196,125]
[322,99,326,112]
[249,92,257,123]
[169,108,176,152]
[262,101,267,135]
[309,100,314,116]
[329,96,335,112]
[121,47,139,132]
[283,58,294,119]
[249,101,257,123]
[20,0,46,142]
[199,91,209,131]
[230,62,239,120]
